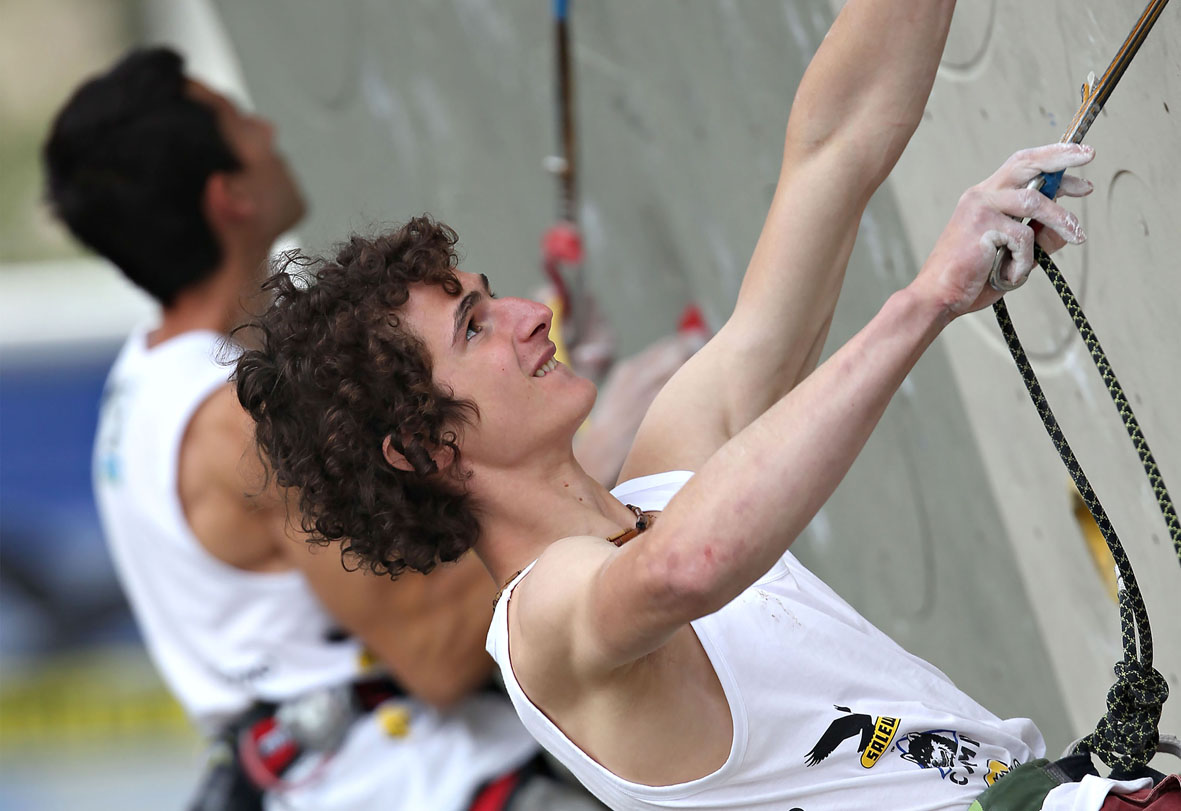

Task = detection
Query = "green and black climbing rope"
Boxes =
[994,243,1181,774]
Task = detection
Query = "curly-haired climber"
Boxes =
[232,1,1178,808]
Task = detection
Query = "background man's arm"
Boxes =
[620,0,956,480]
[188,385,497,708]
[288,540,499,709]
[572,331,703,486]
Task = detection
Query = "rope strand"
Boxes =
[992,243,1179,773]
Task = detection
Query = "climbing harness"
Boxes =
[988,0,1179,777]
[187,677,408,809]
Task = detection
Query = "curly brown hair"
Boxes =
[235,216,480,577]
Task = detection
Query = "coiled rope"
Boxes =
[993,244,1180,773]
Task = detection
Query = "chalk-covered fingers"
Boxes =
[980,216,1037,289]
[985,187,1087,246]
[1036,172,1092,254]
[989,142,1096,189]
[983,186,1088,285]
[986,143,1094,284]
[1051,173,1094,199]
[911,143,1095,317]
[990,142,1094,260]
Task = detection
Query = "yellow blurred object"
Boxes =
[1071,484,1118,603]
[357,647,379,672]
[0,646,194,749]
[547,293,570,366]
[546,293,591,438]
[376,704,412,738]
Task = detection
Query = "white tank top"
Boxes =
[94,327,364,732]
[487,470,1046,811]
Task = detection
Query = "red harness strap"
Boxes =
[468,768,523,811]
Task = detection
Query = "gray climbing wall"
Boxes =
[210,0,1181,757]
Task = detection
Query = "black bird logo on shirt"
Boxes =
[804,706,875,766]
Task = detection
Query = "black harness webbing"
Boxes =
[994,243,1181,774]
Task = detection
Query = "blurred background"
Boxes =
[2,1,1180,808]
[1,3,240,807]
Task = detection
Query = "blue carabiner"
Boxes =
[1039,169,1064,200]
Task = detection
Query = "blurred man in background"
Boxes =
[44,47,694,811]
